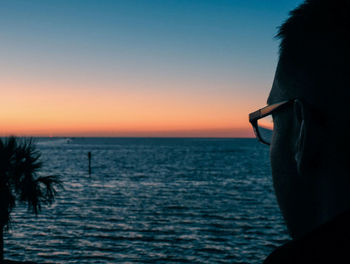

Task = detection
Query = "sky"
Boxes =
[0,0,304,137]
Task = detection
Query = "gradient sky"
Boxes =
[0,0,304,137]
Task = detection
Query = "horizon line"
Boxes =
[0,135,256,139]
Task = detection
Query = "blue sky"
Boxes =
[0,0,304,137]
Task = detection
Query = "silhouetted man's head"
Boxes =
[268,0,350,238]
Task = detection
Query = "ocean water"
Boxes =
[4,138,289,264]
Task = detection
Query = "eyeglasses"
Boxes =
[249,100,294,145]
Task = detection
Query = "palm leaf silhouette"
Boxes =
[0,137,61,262]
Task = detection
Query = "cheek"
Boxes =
[270,114,296,178]
[270,129,291,196]
[270,118,300,219]
[270,119,292,179]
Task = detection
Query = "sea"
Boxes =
[4,138,290,264]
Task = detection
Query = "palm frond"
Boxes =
[0,137,61,227]
[0,185,16,229]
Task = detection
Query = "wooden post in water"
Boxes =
[88,151,92,176]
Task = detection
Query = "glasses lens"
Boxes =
[257,115,274,144]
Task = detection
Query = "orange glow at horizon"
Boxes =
[0,78,256,137]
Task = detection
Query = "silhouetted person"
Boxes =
[249,0,350,263]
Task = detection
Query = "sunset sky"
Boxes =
[0,0,303,137]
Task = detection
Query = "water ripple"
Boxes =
[4,138,289,263]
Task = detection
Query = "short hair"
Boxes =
[276,0,350,154]
[275,0,350,102]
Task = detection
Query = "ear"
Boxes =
[293,99,306,174]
